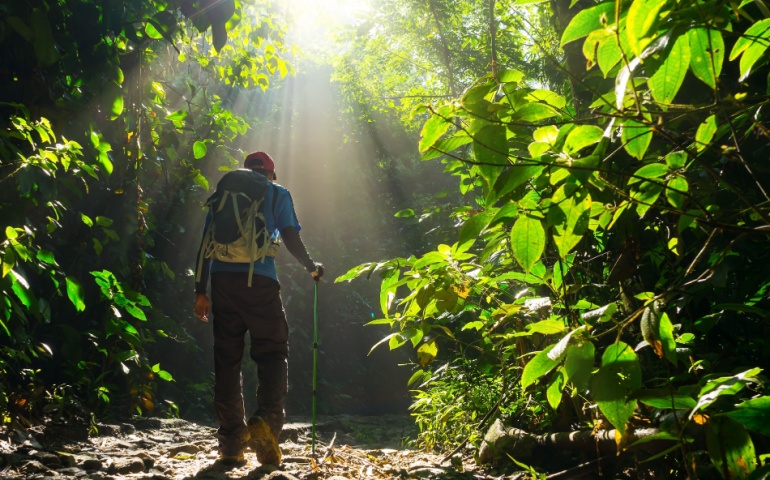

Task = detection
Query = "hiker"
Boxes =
[193,151,324,465]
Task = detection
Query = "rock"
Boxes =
[59,466,87,477]
[166,444,203,456]
[93,424,122,437]
[265,472,300,480]
[119,424,136,435]
[58,452,78,467]
[80,458,102,471]
[31,451,62,468]
[20,459,52,474]
[107,457,146,474]
[43,422,89,443]
[133,418,163,430]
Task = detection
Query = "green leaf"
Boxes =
[630,163,668,184]
[665,151,687,169]
[407,369,426,387]
[103,84,124,120]
[563,125,604,155]
[666,176,688,210]
[11,274,33,309]
[422,134,473,160]
[730,19,770,80]
[708,417,757,479]
[2,249,15,278]
[648,33,690,104]
[419,109,452,153]
[527,319,566,335]
[621,118,653,160]
[193,172,209,190]
[626,0,668,57]
[66,276,86,312]
[549,185,591,258]
[688,28,724,89]
[725,396,770,436]
[522,344,560,389]
[30,9,60,66]
[417,340,438,367]
[395,208,415,218]
[496,69,525,83]
[591,342,642,434]
[487,165,543,205]
[157,370,174,381]
[193,141,207,159]
[564,342,595,390]
[636,390,696,409]
[695,114,718,153]
[95,216,113,227]
[561,3,615,46]
[125,303,147,321]
[5,227,18,240]
[459,209,497,246]
[511,215,545,273]
[474,125,509,183]
[547,371,565,410]
[513,103,559,122]
[36,249,57,266]
[693,368,763,417]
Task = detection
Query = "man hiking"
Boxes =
[193,151,324,465]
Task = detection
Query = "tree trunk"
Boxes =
[549,0,594,116]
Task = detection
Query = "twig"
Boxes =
[319,432,337,465]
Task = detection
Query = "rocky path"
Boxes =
[0,416,508,480]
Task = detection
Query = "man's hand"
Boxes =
[310,262,324,282]
[194,292,210,322]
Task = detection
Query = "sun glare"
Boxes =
[278,0,370,55]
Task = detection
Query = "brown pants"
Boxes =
[211,272,289,453]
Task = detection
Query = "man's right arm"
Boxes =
[281,226,323,279]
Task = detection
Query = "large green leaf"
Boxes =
[563,342,595,390]
[193,141,207,159]
[522,344,560,389]
[730,19,770,80]
[591,342,642,434]
[626,0,668,57]
[621,117,653,160]
[561,3,615,46]
[666,176,688,210]
[693,368,763,417]
[422,133,473,160]
[695,114,718,152]
[708,417,757,479]
[549,185,591,258]
[725,396,770,436]
[547,371,565,410]
[30,9,60,66]
[563,125,604,155]
[419,110,453,153]
[487,165,543,204]
[459,209,498,246]
[66,276,86,312]
[511,215,545,273]
[688,28,724,89]
[648,33,690,104]
[474,125,509,183]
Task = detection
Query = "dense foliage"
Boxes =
[0,0,292,423]
[337,0,770,476]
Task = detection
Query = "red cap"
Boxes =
[244,151,276,178]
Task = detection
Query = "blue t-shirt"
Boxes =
[209,182,301,281]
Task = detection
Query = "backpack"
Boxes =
[195,169,278,287]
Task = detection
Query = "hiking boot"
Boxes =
[247,417,282,465]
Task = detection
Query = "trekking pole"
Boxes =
[311,279,319,456]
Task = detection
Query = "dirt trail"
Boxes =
[0,415,505,480]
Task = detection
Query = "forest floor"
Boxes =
[0,415,524,480]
